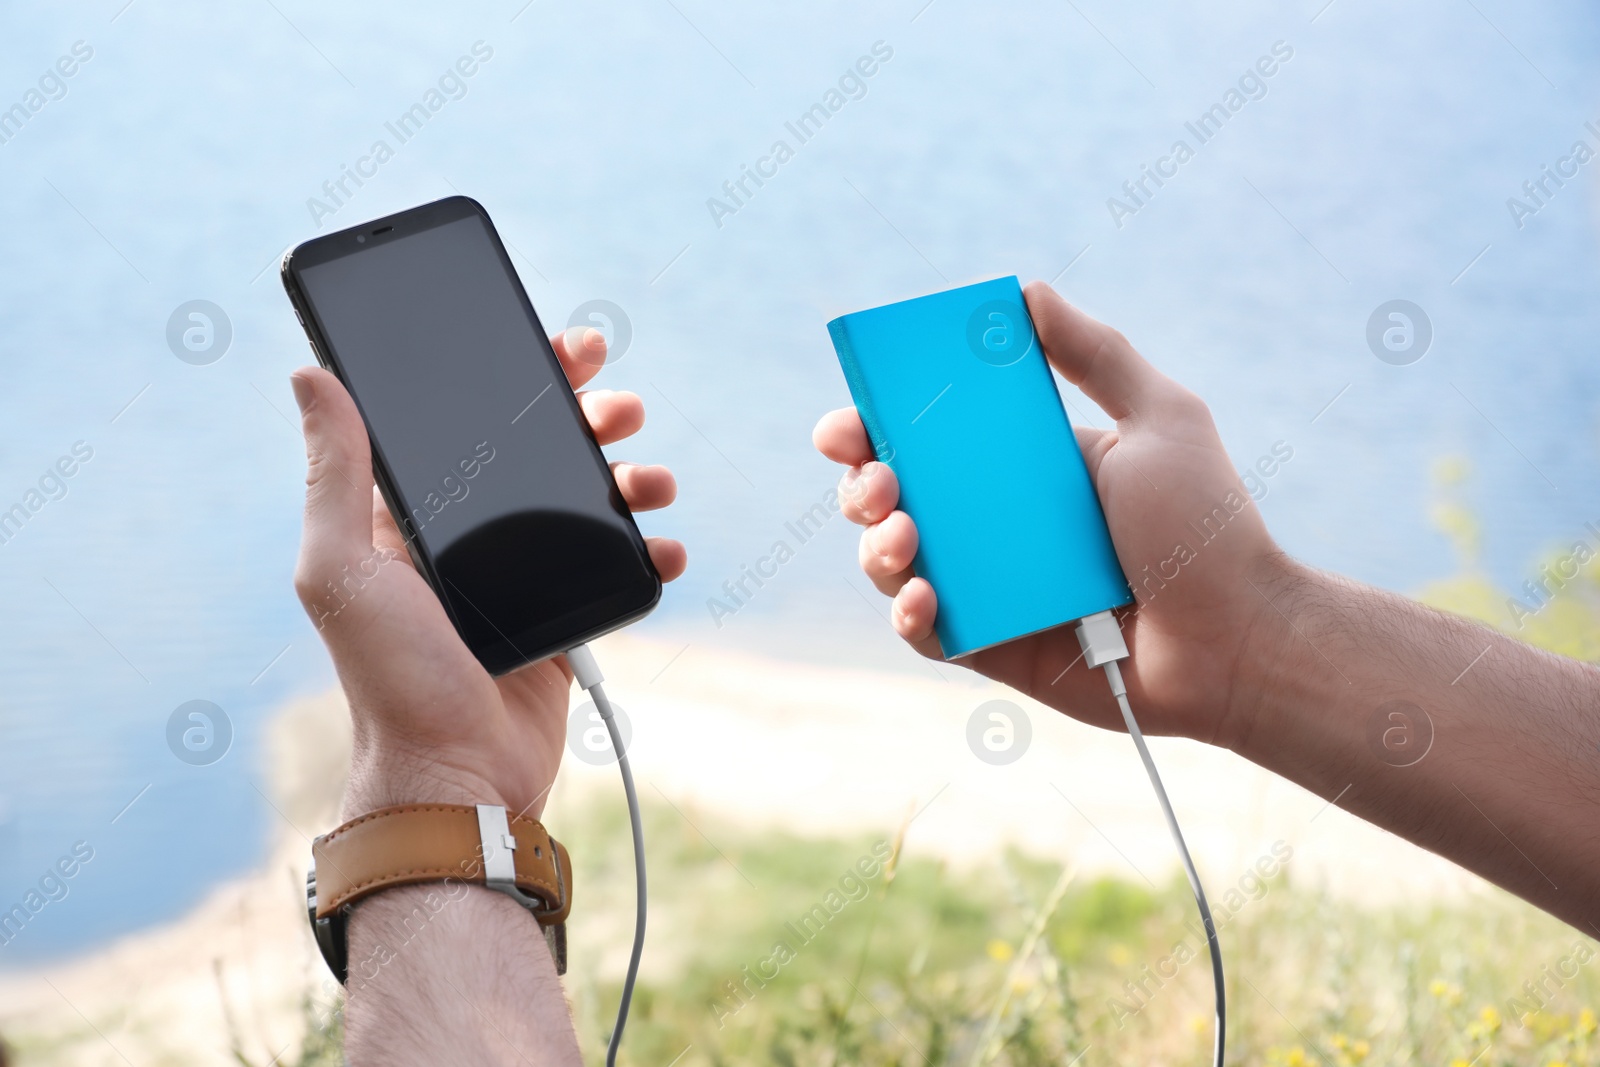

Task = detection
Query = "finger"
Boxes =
[578,389,645,445]
[612,462,677,512]
[370,487,416,569]
[291,368,374,567]
[646,536,687,582]
[859,511,918,595]
[1024,281,1175,422]
[813,407,874,466]
[551,327,608,390]
[890,578,943,659]
[838,461,899,525]
[1074,424,1115,480]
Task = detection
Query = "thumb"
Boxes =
[1024,280,1175,422]
[290,367,375,566]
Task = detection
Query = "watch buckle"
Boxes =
[475,804,566,919]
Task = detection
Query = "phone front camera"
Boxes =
[356,234,366,243]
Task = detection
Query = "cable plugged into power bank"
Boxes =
[1075,611,1226,1067]
[565,643,646,1067]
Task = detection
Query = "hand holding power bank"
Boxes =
[827,276,1133,659]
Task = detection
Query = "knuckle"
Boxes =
[303,444,339,491]
[294,545,397,628]
[292,560,327,611]
[1166,386,1212,422]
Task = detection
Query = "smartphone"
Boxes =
[281,196,660,675]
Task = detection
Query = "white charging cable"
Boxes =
[567,622,1219,1066]
[1075,610,1225,1067]
[565,643,646,1067]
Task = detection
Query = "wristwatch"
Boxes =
[306,803,572,984]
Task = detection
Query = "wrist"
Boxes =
[1219,552,1333,759]
[339,703,562,822]
[341,752,513,822]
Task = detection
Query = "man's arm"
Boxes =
[814,280,1600,932]
[1234,558,1600,931]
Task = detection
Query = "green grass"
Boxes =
[282,804,1598,1066]
[550,806,1599,1067]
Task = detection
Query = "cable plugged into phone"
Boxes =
[1074,610,1226,1067]
[565,644,646,1067]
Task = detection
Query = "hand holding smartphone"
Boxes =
[283,196,668,675]
[279,198,683,825]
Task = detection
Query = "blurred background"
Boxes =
[0,0,1598,1064]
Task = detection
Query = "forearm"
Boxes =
[343,884,582,1066]
[1230,557,1600,930]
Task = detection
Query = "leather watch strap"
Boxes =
[312,803,571,924]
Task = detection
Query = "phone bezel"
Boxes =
[280,195,661,675]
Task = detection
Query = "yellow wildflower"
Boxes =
[1428,979,1463,1005]
[1107,943,1133,967]
[1330,1033,1369,1065]
[1578,1008,1597,1036]
[985,939,1014,963]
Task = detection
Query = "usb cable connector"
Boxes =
[1072,609,1226,1067]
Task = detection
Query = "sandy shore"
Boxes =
[0,633,1489,1064]
[558,634,1481,905]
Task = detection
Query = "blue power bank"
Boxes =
[828,276,1133,658]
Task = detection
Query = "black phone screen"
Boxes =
[286,198,659,674]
